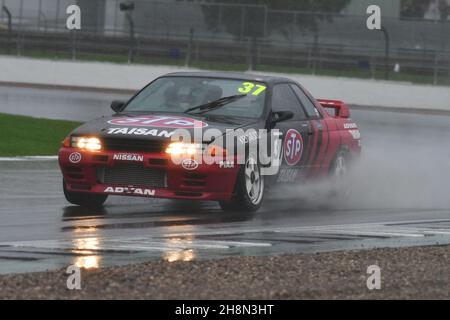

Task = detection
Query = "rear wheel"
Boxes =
[63,180,107,207]
[219,156,265,212]
[328,149,351,198]
[331,150,348,178]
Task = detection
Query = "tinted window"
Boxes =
[290,85,320,118]
[271,84,306,120]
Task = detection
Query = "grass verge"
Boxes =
[0,113,81,157]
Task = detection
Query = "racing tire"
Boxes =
[63,180,108,207]
[328,149,351,198]
[219,156,265,212]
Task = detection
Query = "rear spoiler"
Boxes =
[317,99,350,118]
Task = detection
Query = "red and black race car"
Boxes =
[59,72,361,212]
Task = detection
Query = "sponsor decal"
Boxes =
[181,159,199,170]
[108,115,208,128]
[69,152,82,163]
[219,160,234,169]
[107,127,174,137]
[104,186,155,196]
[113,153,144,162]
[344,123,358,129]
[348,129,361,140]
[238,131,259,144]
[284,129,303,166]
[277,168,300,182]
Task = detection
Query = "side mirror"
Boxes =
[271,111,294,124]
[111,100,125,113]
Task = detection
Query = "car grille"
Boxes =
[97,163,166,188]
[102,137,166,153]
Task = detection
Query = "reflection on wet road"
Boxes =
[1,86,450,274]
[2,160,450,274]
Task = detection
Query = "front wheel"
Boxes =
[219,156,265,212]
[63,180,108,207]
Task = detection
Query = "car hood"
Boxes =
[71,112,265,144]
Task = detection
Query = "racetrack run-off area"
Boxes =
[2,245,450,299]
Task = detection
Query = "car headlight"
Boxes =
[71,136,102,151]
[165,142,227,159]
[165,142,204,156]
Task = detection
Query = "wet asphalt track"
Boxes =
[1,85,450,274]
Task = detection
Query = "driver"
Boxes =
[162,82,224,112]
[201,85,223,104]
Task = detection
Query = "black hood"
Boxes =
[71,112,265,144]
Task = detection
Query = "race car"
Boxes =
[59,72,361,212]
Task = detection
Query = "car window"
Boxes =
[124,77,267,119]
[271,84,306,120]
[290,84,321,118]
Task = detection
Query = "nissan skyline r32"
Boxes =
[58,72,361,212]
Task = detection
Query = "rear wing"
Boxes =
[317,99,350,118]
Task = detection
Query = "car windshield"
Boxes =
[123,76,267,118]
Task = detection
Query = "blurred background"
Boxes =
[0,0,449,85]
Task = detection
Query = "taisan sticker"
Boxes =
[106,127,174,137]
[108,115,208,128]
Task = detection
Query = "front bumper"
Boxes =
[59,148,240,202]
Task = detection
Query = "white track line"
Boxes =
[311,229,424,238]
[422,230,450,235]
[0,237,271,251]
[164,218,450,238]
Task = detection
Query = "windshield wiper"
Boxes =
[184,94,247,114]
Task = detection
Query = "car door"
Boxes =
[270,83,316,183]
[290,84,335,178]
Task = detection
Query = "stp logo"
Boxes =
[108,115,208,128]
[181,159,199,170]
[284,129,303,166]
[69,152,82,163]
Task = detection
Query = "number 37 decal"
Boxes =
[238,82,267,96]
